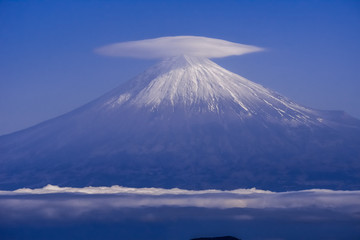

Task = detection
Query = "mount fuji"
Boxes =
[1,55,359,190]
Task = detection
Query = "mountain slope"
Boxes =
[94,55,325,124]
[0,55,359,190]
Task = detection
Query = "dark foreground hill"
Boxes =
[192,236,241,240]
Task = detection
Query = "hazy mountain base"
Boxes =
[1,107,360,191]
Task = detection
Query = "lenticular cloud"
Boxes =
[95,36,263,59]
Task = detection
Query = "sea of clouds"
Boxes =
[1,185,359,222]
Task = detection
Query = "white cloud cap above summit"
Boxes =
[95,36,264,59]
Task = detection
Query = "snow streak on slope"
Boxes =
[102,55,319,125]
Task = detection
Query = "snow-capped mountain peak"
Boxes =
[101,55,316,125]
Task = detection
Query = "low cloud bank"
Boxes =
[0,185,359,222]
[1,184,272,195]
[95,36,263,59]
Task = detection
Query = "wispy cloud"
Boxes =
[95,36,263,59]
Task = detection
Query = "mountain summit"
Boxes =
[1,55,359,190]
[101,55,318,124]
[87,55,336,127]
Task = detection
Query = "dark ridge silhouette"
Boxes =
[191,236,241,240]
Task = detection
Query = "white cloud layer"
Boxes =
[1,186,359,223]
[2,184,271,195]
[2,187,359,239]
[95,36,263,59]
[1,185,359,211]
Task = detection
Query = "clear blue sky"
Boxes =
[1,0,359,135]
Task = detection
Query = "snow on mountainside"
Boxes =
[97,55,321,125]
[0,55,359,191]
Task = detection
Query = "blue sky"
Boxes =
[1,0,359,135]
